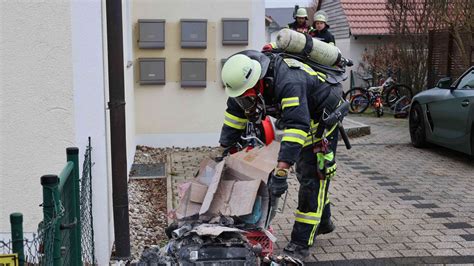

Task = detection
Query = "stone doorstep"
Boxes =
[343,118,371,138]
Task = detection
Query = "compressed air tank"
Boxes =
[275,28,341,66]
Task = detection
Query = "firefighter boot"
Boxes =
[317,219,335,235]
[317,203,335,235]
[283,242,309,260]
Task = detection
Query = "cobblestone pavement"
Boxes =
[168,114,474,264]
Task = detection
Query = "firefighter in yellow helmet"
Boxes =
[219,50,343,260]
[287,7,312,34]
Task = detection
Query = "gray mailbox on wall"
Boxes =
[222,18,249,45]
[139,58,165,85]
[181,58,207,87]
[181,19,207,48]
[221,58,227,87]
[138,19,165,49]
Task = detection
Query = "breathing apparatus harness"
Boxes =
[272,49,353,150]
[235,50,352,151]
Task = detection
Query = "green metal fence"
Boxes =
[0,229,41,265]
[80,138,95,265]
[39,147,82,266]
[10,213,24,265]
[2,141,95,265]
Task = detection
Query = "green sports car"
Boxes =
[409,66,474,155]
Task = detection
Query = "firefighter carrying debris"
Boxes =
[218,47,347,259]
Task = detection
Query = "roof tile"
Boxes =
[340,0,390,35]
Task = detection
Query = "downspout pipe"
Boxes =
[105,0,131,259]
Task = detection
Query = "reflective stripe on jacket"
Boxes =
[219,97,248,147]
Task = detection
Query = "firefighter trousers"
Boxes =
[290,130,338,247]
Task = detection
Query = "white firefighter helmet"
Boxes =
[295,8,308,18]
[221,54,262,97]
[314,10,328,23]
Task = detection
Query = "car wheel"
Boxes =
[409,103,427,148]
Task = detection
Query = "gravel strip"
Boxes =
[129,178,169,260]
[128,146,171,260]
[127,145,220,261]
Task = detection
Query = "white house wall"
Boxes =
[0,0,75,235]
[336,37,355,91]
[1,0,140,263]
[71,0,115,264]
[133,0,265,147]
[123,0,137,175]
[337,35,393,92]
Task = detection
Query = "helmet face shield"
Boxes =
[233,84,265,123]
[235,95,257,111]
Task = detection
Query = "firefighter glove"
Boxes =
[213,145,238,162]
[316,151,337,180]
[262,42,277,52]
[262,43,273,52]
[269,168,289,197]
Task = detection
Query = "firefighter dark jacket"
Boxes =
[219,54,342,165]
[310,25,335,45]
[287,21,312,34]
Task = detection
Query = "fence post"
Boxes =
[41,174,61,266]
[66,147,82,266]
[10,213,24,266]
[446,30,453,78]
[427,30,434,88]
